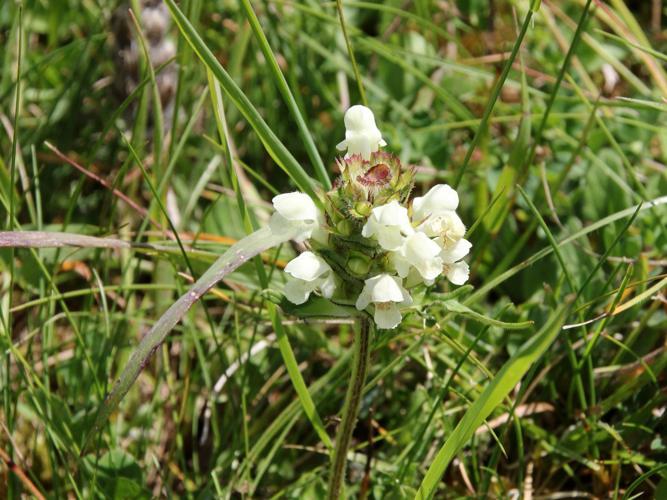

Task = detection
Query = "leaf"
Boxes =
[269,302,334,450]
[279,296,361,319]
[442,300,534,330]
[83,226,298,453]
[414,301,572,499]
[83,449,150,499]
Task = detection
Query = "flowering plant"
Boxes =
[274,105,471,329]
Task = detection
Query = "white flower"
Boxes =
[412,184,459,222]
[269,192,324,243]
[418,211,466,248]
[336,105,387,161]
[361,200,414,251]
[443,261,469,286]
[391,232,443,281]
[355,274,412,329]
[283,252,336,305]
[410,184,472,285]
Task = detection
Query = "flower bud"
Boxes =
[336,219,354,236]
[346,252,372,277]
[353,201,372,217]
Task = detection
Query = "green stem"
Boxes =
[327,317,372,499]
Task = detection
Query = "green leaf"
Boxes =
[279,296,361,319]
[270,302,334,450]
[442,300,534,330]
[414,300,572,499]
[163,0,320,203]
[83,449,150,499]
[84,226,299,452]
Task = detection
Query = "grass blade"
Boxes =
[163,0,320,202]
[414,301,572,499]
[239,0,331,189]
[270,303,334,450]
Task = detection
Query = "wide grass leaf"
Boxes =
[84,226,299,452]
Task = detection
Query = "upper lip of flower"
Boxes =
[354,274,412,329]
[361,200,414,251]
[272,192,320,223]
[282,251,337,305]
[285,251,332,282]
[411,184,459,221]
[269,191,324,243]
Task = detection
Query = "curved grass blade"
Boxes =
[414,300,572,499]
[163,0,320,203]
[83,226,299,453]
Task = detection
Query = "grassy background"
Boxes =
[1,0,666,497]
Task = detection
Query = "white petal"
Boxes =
[365,274,406,304]
[377,226,405,251]
[412,184,459,220]
[344,105,377,131]
[269,213,314,243]
[441,239,472,264]
[405,232,441,260]
[355,287,372,311]
[416,258,443,281]
[339,105,385,160]
[284,278,314,305]
[374,303,402,329]
[285,252,331,282]
[319,274,337,299]
[272,192,319,223]
[402,232,443,280]
[390,252,411,278]
[399,287,413,306]
[372,201,411,230]
[446,261,470,285]
[361,216,378,238]
[362,201,413,250]
[418,211,465,242]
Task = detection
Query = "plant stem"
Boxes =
[327,317,372,500]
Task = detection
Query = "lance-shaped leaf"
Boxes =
[278,296,361,319]
[414,300,572,499]
[443,300,534,330]
[83,226,299,453]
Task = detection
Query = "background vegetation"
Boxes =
[1,0,666,497]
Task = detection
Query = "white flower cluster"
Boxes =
[271,105,471,330]
[356,186,471,328]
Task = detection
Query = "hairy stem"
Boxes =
[327,318,372,499]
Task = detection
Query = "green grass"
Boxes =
[1,0,667,498]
